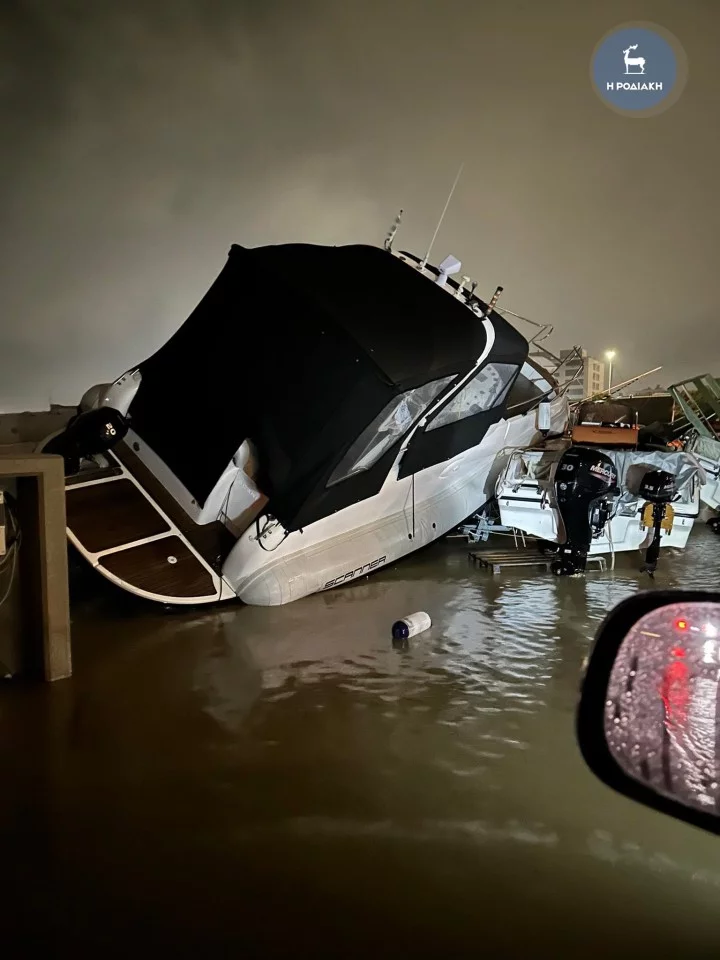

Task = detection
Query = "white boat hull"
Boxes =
[496,447,701,555]
[690,447,720,513]
[498,487,697,552]
[222,397,569,605]
[701,478,720,513]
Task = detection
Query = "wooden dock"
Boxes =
[469,547,607,575]
[0,450,71,680]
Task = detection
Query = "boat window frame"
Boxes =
[326,374,457,487]
[505,359,556,414]
[424,361,520,432]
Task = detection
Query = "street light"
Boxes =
[605,350,616,392]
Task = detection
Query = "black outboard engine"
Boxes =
[41,407,129,476]
[638,469,677,576]
[551,448,619,576]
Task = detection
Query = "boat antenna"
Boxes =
[384,209,404,251]
[581,366,663,403]
[483,286,504,317]
[420,162,464,270]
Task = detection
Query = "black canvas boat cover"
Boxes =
[127,243,528,530]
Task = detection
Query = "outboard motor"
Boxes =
[551,448,619,576]
[41,407,129,476]
[638,469,677,576]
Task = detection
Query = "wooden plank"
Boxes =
[66,478,170,553]
[0,452,71,681]
[109,443,236,573]
[571,425,639,446]
[100,536,217,600]
[37,462,72,679]
[469,547,607,574]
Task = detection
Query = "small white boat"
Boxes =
[495,443,703,558]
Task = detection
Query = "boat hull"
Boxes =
[223,397,568,605]
[498,489,698,553]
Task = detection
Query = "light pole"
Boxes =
[605,350,616,393]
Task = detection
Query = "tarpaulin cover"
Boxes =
[127,243,529,529]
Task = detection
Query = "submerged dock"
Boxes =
[469,547,607,575]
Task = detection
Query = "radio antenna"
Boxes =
[420,162,464,270]
[483,286,504,317]
[384,209,404,251]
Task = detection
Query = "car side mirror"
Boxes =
[577,590,720,834]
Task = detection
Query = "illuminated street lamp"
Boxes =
[605,350,616,392]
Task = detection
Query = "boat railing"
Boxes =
[576,366,663,407]
[496,307,563,368]
[669,374,720,441]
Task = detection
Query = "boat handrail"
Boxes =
[668,374,720,441]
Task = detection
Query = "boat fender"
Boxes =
[392,611,432,648]
[536,401,552,434]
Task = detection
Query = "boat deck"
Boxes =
[64,441,238,605]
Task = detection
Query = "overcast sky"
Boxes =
[1,0,718,411]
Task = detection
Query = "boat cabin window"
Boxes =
[327,376,456,486]
[505,361,554,412]
[426,362,518,432]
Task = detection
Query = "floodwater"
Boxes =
[2,529,720,957]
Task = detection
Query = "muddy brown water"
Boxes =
[2,529,720,957]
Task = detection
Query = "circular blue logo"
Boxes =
[591,24,687,116]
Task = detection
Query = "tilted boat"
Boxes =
[41,241,568,605]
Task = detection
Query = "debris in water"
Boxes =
[392,611,432,649]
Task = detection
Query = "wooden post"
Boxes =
[0,452,71,680]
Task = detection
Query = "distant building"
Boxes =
[557,349,606,403]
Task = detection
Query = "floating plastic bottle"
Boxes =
[391,611,432,642]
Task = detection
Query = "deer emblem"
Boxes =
[623,44,646,74]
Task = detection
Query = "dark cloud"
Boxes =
[1,0,719,410]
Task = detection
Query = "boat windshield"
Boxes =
[505,360,555,412]
[327,376,455,486]
[426,362,518,431]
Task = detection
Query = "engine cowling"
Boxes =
[41,407,128,475]
[552,447,619,575]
